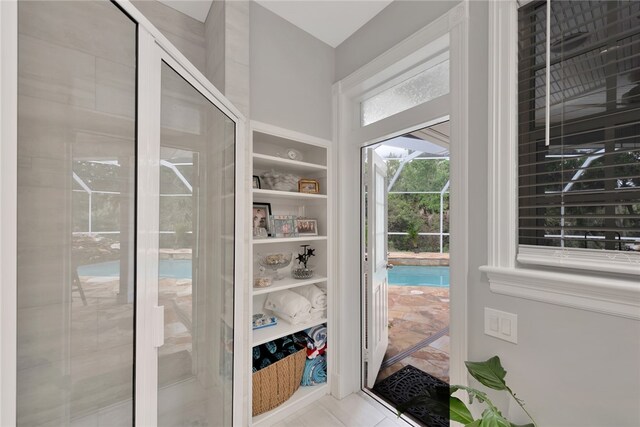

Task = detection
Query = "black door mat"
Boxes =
[372,365,449,427]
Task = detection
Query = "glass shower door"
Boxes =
[156,61,235,426]
[16,1,137,425]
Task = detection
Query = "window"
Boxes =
[517,1,640,254]
[483,1,639,320]
[361,56,449,126]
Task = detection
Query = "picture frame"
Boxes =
[252,175,261,189]
[252,203,272,237]
[295,218,318,236]
[298,179,320,194]
[271,215,297,238]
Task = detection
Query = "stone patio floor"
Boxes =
[375,285,450,384]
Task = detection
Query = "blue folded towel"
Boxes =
[301,354,327,386]
[305,325,327,348]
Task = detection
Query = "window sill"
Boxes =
[479,265,640,320]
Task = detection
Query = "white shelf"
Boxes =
[253,188,327,201]
[252,384,329,426]
[253,236,327,245]
[253,317,327,346]
[252,276,327,296]
[253,153,327,174]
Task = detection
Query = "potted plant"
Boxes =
[398,356,537,427]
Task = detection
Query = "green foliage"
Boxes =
[387,158,449,252]
[396,356,537,427]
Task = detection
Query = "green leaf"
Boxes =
[450,397,474,424]
[465,356,508,391]
[510,424,535,427]
[479,408,511,427]
[466,420,482,427]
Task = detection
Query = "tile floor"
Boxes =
[272,393,412,427]
[376,286,450,384]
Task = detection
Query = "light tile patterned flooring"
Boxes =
[272,393,412,427]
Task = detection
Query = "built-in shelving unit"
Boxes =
[249,121,332,426]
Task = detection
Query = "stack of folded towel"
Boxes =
[299,324,328,386]
[301,354,327,386]
[264,290,311,324]
[264,285,326,325]
[292,285,327,320]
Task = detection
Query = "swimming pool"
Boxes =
[78,259,193,279]
[388,266,449,287]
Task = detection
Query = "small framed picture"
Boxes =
[298,179,320,194]
[252,175,261,189]
[252,203,272,237]
[272,215,297,238]
[295,218,318,236]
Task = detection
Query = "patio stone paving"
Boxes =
[376,285,450,384]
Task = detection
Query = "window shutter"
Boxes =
[517,0,640,251]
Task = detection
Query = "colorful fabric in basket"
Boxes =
[301,354,327,386]
[252,335,300,373]
[252,332,310,373]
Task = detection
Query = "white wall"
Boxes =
[335,0,458,81]
[250,2,335,140]
[336,1,640,425]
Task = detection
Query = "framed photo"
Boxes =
[295,218,318,236]
[252,203,272,237]
[298,179,320,194]
[252,175,261,189]
[272,215,297,238]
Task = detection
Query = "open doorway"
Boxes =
[361,120,450,424]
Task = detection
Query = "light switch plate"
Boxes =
[484,307,518,344]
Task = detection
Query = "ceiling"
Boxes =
[159,0,393,48]
[254,1,392,47]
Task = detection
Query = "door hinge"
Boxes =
[363,349,370,362]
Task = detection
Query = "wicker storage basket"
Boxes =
[252,348,307,416]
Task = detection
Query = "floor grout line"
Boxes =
[381,326,449,369]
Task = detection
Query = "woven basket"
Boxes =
[252,348,307,416]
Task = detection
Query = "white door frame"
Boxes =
[0,1,248,425]
[333,1,469,398]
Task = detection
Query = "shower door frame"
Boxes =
[0,1,248,425]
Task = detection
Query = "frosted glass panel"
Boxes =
[158,62,235,427]
[16,1,136,425]
[361,59,450,126]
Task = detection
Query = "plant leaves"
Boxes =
[465,356,508,391]
[510,424,535,427]
[479,408,511,427]
[450,397,474,424]
[466,420,482,427]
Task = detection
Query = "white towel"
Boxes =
[292,285,326,309]
[310,307,326,321]
[264,290,311,324]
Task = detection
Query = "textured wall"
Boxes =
[132,0,206,76]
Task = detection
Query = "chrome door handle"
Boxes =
[386,263,394,270]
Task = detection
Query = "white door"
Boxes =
[365,148,389,387]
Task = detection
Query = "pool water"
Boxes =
[78,259,193,279]
[388,266,449,287]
